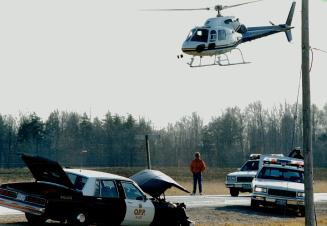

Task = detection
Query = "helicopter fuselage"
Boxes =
[178,1,295,66]
[182,17,243,57]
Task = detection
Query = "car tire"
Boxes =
[230,188,239,197]
[250,199,259,209]
[25,213,46,225]
[299,206,305,217]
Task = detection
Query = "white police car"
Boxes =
[251,156,305,216]
[0,154,194,226]
[225,154,267,196]
[225,154,285,197]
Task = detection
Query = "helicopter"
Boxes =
[145,1,296,67]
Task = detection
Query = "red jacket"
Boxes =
[190,159,206,173]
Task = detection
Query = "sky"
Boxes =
[0,0,326,128]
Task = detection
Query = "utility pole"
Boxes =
[145,135,151,169]
[302,0,315,224]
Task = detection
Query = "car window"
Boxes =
[121,182,144,200]
[95,180,119,198]
[241,160,259,171]
[258,167,304,183]
[66,173,88,190]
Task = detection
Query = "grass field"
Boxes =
[0,167,326,195]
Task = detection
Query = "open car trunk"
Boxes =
[21,154,74,189]
[130,169,189,198]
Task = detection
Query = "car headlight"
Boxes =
[227,176,236,182]
[254,186,267,193]
[297,192,305,197]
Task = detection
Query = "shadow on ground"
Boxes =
[214,205,303,218]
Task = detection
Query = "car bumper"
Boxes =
[225,183,252,191]
[252,194,304,206]
[0,196,45,215]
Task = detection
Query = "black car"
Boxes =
[0,154,194,226]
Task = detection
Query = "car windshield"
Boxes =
[257,167,304,183]
[240,160,259,171]
[190,29,208,43]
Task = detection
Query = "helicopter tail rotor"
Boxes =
[284,2,296,42]
[286,1,296,27]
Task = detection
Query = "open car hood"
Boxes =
[21,154,74,189]
[130,169,189,198]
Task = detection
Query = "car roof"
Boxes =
[64,168,132,181]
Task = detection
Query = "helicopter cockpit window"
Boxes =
[190,29,208,43]
[209,30,217,42]
[224,19,233,24]
[186,29,196,41]
[218,30,226,41]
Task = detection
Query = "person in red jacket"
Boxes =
[190,152,206,195]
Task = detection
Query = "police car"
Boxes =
[0,154,194,226]
[225,154,285,196]
[251,156,305,216]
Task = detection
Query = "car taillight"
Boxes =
[0,188,17,198]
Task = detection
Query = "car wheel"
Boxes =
[68,212,89,226]
[230,188,239,197]
[25,213,46,225]
[299,206,305,217]
[250,199,259,209]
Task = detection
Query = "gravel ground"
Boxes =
[186,202,327,225]
[0,203,326,226]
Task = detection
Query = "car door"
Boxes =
[88,179,126,225]
[120,181,155,226]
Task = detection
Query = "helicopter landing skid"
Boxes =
[188,48,250,67]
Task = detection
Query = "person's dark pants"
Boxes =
[193,172,202,194]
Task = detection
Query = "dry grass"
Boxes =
[166,179,327,195]
[314,180,327,193]
[0,167,326,195]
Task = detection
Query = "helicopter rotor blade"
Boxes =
[140,7,211,11]
[221,0,262,10]
[141,0,262,14]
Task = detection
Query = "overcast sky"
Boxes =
[0,0,326,128]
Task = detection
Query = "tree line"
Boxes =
[0,101,326,168]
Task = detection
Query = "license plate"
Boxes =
[276,199,287,206]
[242,184,251,189]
